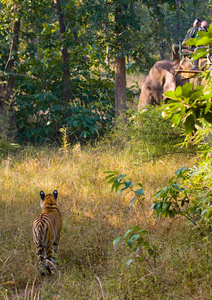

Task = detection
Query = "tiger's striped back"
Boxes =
[32,190,62,276]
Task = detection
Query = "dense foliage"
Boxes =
[104,106,188,161]
[0,0,212,145]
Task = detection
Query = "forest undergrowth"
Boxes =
[0,109,211,299]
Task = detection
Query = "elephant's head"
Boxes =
[138,60,184,110]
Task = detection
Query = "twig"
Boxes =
[0,255,11,272]
[135,273,152,283]
[95,275,105,300]
[24,280,30,300]
[11,274,19,300]
[184,214,203,234]
[4,43,13,72]
[139,252,153,269]
[135,268,156,284]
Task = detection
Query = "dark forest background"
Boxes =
[0,0,211,145]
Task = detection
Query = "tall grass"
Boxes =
[0,114,211,299]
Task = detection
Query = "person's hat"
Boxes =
[194,18,201,26]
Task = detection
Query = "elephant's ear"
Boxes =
[161,70,176,93]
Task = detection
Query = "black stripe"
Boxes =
[43,206,60,213]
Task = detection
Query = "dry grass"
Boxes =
[126,73,145,88]
[0,143,211,299]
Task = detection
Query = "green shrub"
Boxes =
[105,105,191,160]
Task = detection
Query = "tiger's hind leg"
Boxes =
[52,234,60,264]
[44,241,53,275]
[37,247,50,276]
[38,245,51,276]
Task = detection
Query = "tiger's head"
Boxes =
[40,190,58,208]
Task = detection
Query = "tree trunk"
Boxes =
[5,2,20,100]
[114,4,127,119]
[53,0,73,106]
[115,56,126,118]
[1,2,20,138]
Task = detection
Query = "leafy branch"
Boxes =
[162,83,212,136]
[105,171,158,268]
[151,167,204,234]
[162,24,212,141]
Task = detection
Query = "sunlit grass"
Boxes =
[0,141,211,299]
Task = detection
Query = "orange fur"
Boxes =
[32,190,62,276]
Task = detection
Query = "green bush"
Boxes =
[106,105,190,160]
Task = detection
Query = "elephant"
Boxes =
[138,60,186,109]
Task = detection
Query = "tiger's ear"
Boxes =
[53,190,58,199]
[40,191,45,200]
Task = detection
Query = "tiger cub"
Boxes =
[32,190,62,275]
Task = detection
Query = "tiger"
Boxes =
[32,190,62,276]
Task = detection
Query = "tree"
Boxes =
[114,3,127,118]
[53,0,73,107]
[115,56,126,117]
[0,1,20,137]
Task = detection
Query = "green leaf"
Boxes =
[172,184,181,191]
[135,188,145,196]
[196,31,208,38]
[133,246,139,253]
[149,203,155,211]
[196,36,211,46]
[104,174,116,181]
[190,90,204,101]
[182,83,194,97]
[175,86,182,97]
[175,167,187,176]
[131,234,140,241]
[156,211,162,220]
[148,248,155,256]
[183,114,195,134]
[124,228,135,238]
[108,177,116,183]
[203,112,212,124]
[186,37,198,46]
[190,49,208,61]
[203,89,212,100]
[126,259,133,267]
[113,236,121,248]
[171,113,182,127]
[129,197,137,207]
[162,202,169,209]
[169,210,177,218]
[124,181,134,188]
[138,229,148,235]
[143,241,150,248]
[164,91,178,99]
[127,240,133,248]
[155,188,167,199]
[154,202,162,211]
[205,101,212,114]
[120,174,127,179]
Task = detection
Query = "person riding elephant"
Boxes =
[172,18,201,65]
[138,60,186,109]
[189,20,209,70]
